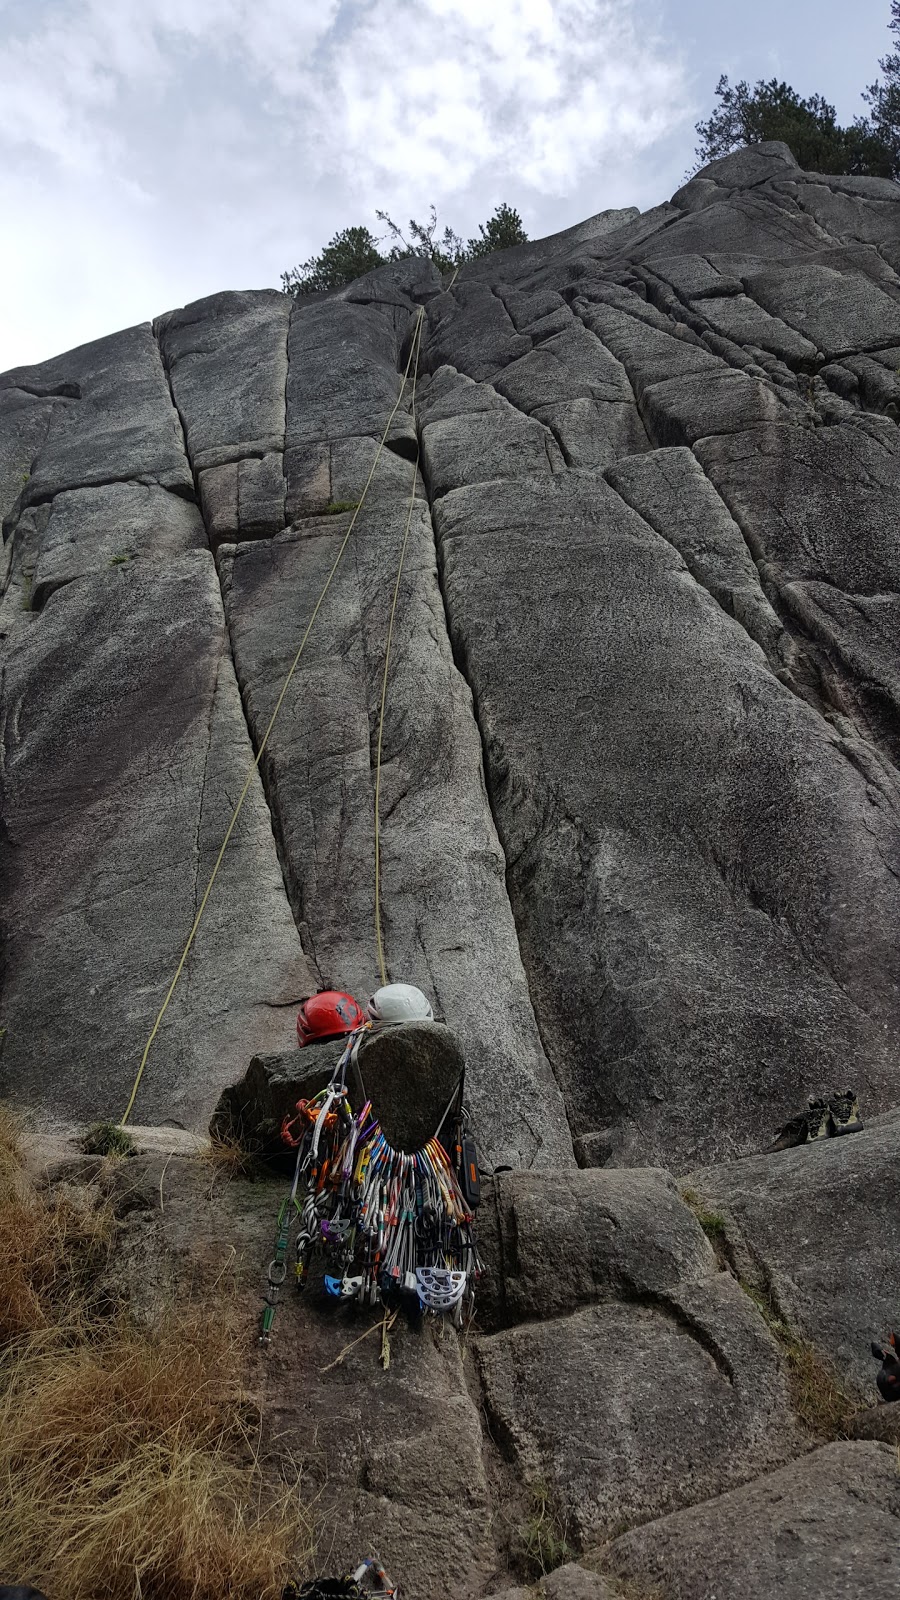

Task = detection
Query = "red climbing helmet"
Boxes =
[296,988,366,1047]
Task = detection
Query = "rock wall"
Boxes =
[5,140,899,1168]
[5,140,900,1599]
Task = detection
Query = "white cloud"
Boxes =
[301,0,688,195]
[0,0,692,367]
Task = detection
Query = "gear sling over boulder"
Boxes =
[261,995,481,1344]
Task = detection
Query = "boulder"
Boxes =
[210,1039,342,1150]
[475,1266,799,1549]
[540,1569,618,1600]
[847,1403,900,1445]
[689,142,801,192]
[605,1441,900,1600]
[474,1166,801,1550]
[487,1570,616,1600]
[354,1021,465,1150]
[213,1020,466,1154]
[688,1109,900,1395]
[477,1167,716,1327]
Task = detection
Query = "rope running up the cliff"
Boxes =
[120,297,430,1126]
[372,311,424,987]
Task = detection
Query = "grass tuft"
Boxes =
[0,1102,23,1191]
[679,1186,730,1268]
[322,500,360,515]
[516,1477,574,1578]
[81,1121,136,1158]
[203,1132,260,1182]
[740,1283,858,1439]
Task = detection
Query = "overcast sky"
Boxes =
[0,0,892,368]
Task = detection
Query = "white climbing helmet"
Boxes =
[367,982,434,1026]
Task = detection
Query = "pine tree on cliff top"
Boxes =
[865,0,900,178]
[282,203,528,297]
[693,75,893,178]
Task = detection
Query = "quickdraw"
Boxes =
[261,1028,481,1344]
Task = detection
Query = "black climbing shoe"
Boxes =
[769,1111,810,1152]
[829,1089,863,1137]
[872,1334,900,1402]
[805,1098,831,1142]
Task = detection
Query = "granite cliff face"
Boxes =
[3,143,900,1597]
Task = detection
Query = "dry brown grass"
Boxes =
[0,1315,307,1599]
[0,1107,114,1343]
[779,1332,860,1440]
[202,1131,260,1182]
[0,1105,312,1599]
[741,1281,858,1439]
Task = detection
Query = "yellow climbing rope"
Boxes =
[372,310,424,987]
[121,306,427,1125]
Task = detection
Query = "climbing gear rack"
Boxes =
[285,1557,399,1600]
[261,1027,480,1344]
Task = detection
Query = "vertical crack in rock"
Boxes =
[151,322,308,952]
[189,630,225,954]
[413,395,579,1155]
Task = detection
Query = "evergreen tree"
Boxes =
[280,226,384,297]
[693,75,893,178]
[282,203,529,297]
[466,203,529,258]
[865,0,900,178]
